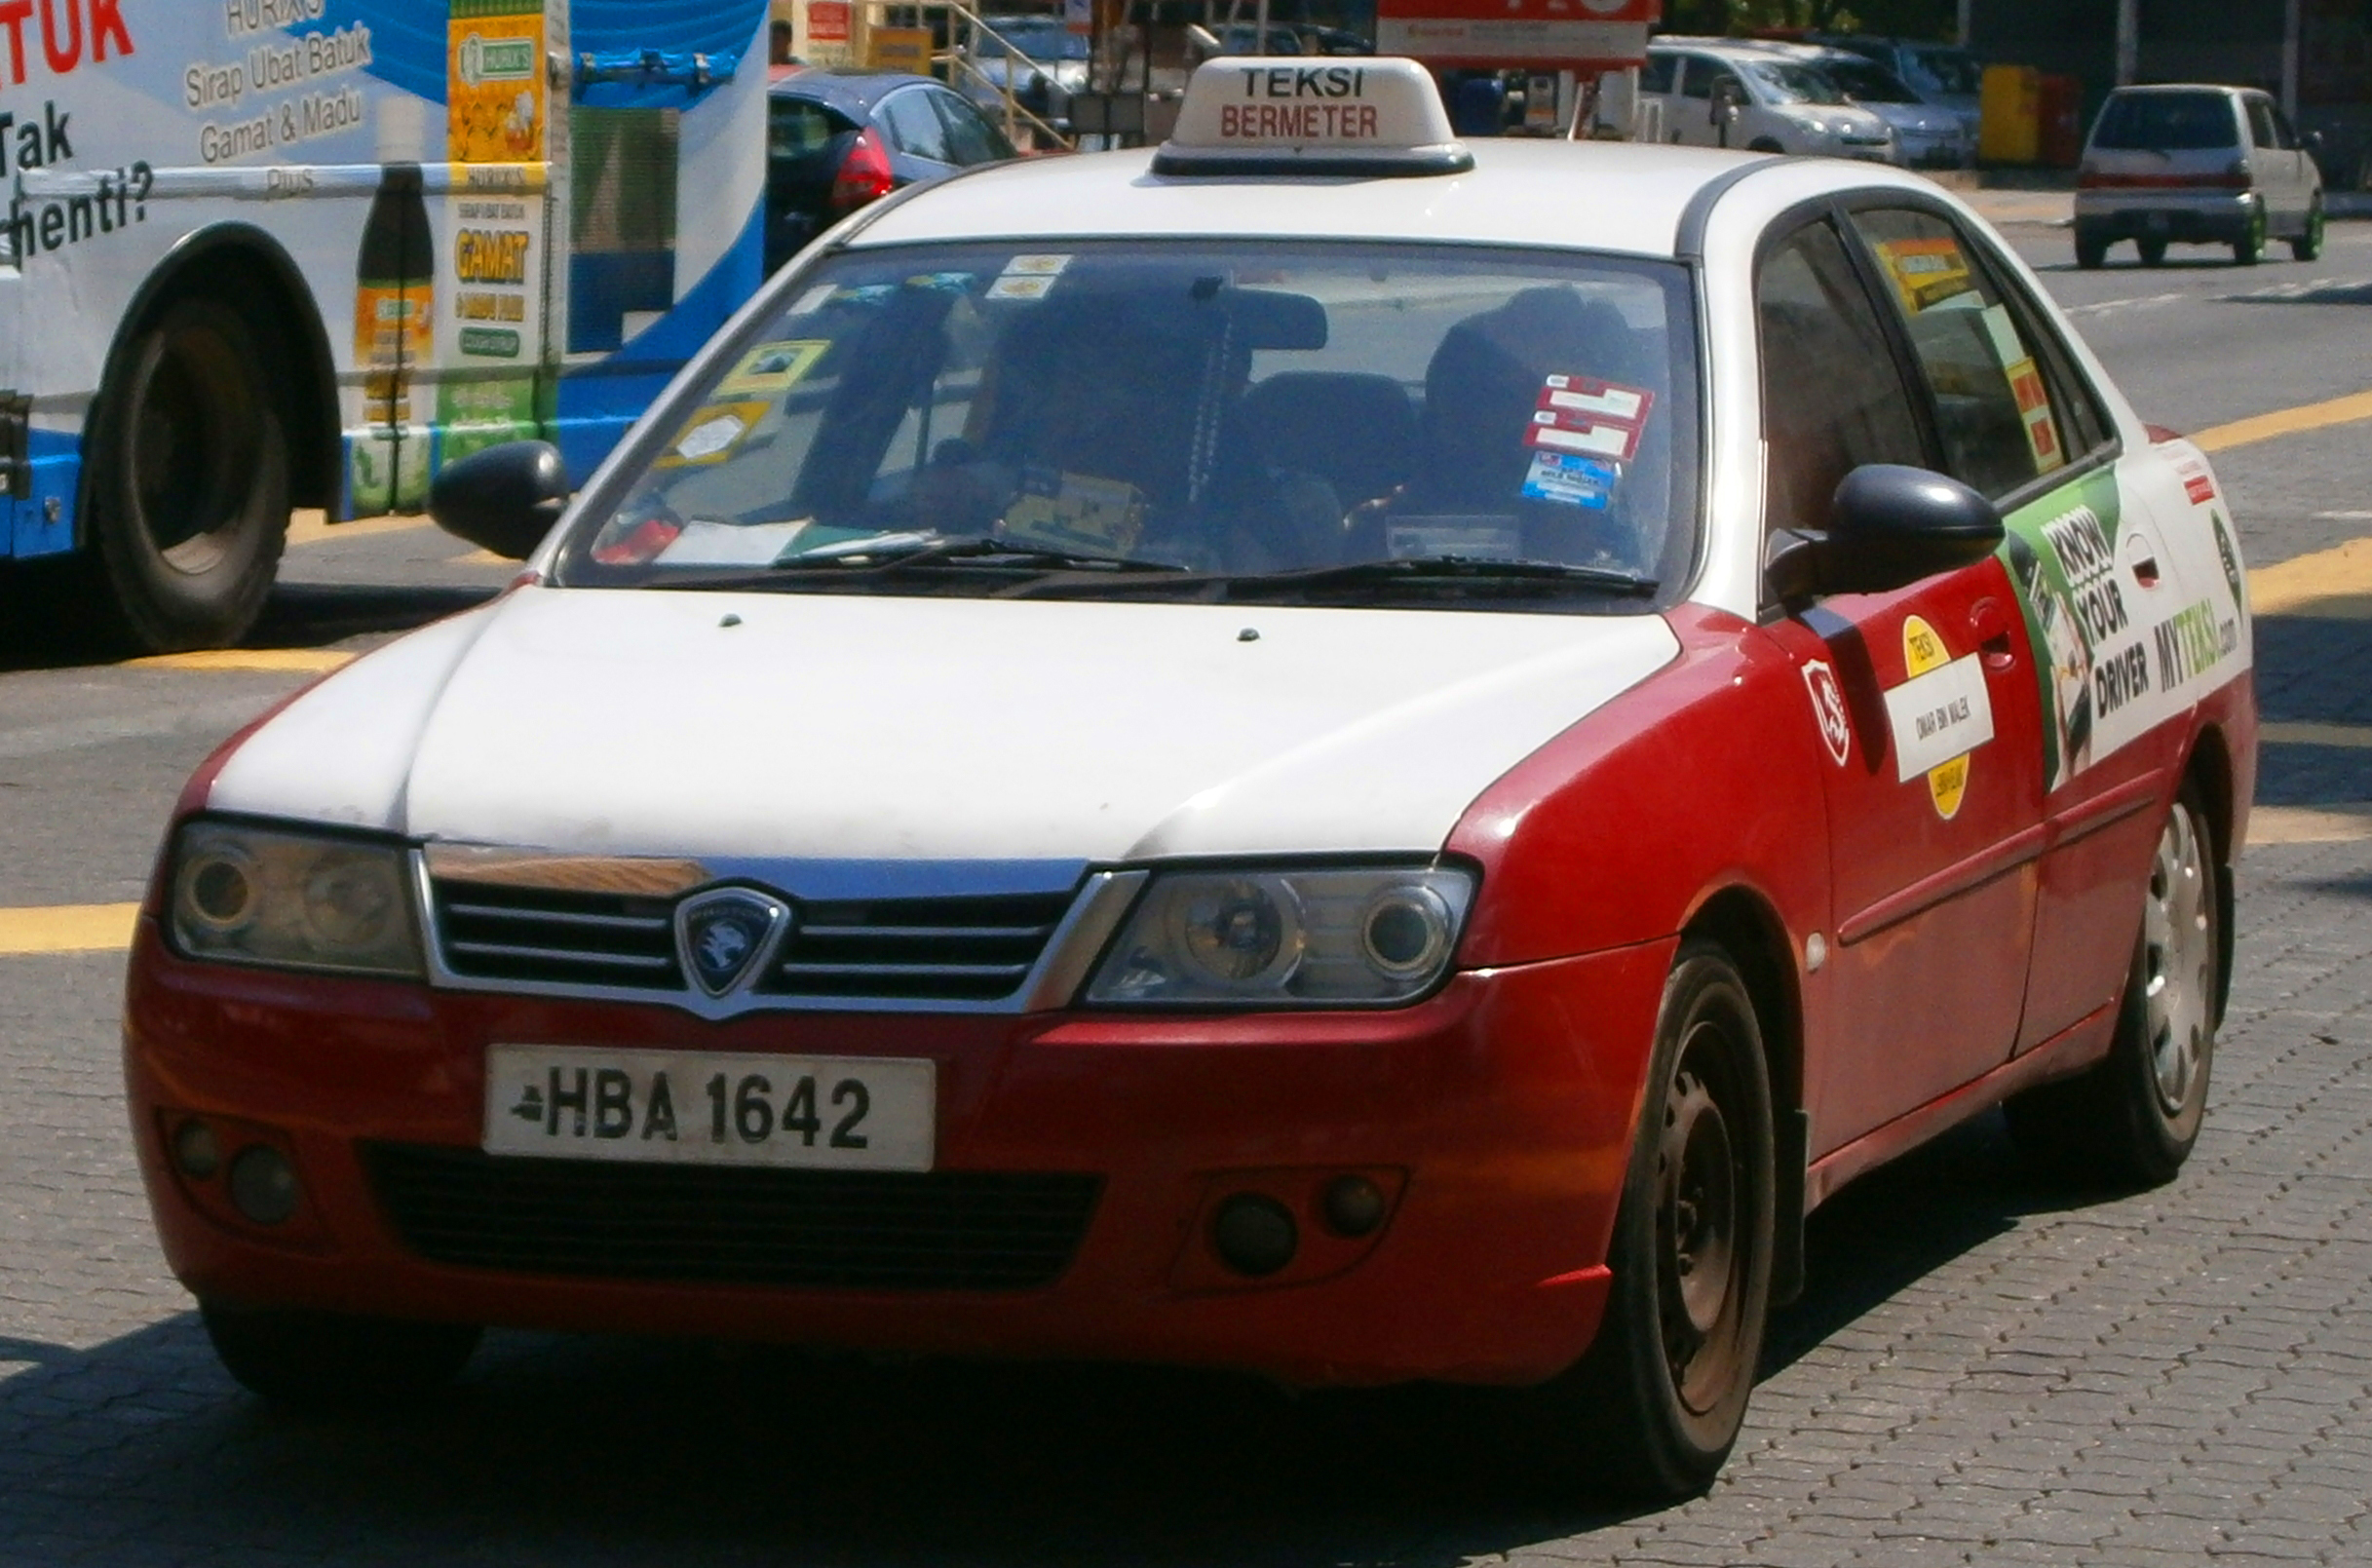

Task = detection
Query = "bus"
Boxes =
[0,0,770,652]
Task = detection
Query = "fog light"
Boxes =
[1211,1194,1297,1278]
[1321,1174,1387,1238]
[172,1120,220,1180]
[227,1145,299,1227]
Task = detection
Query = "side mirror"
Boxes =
[429,440,569,561]
[2305,129,2325,153]
[1710,78,1744,124]
[1768,464,2004,604]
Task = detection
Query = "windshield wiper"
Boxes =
[1220,555,1660,600]
[634,534,1189,592]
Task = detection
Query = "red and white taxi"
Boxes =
[126,61,2256,1500]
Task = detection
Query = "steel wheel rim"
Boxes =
[2141,805,2213,1114]
[1655,1019,1745,1414]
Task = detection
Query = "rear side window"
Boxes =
[1848,208,2073,499]
[2092,92,2238,151]
[881,89,953,163]
[769,98,843,163]
[1640,53,1676,95]
[933,90,1015,166]
[1755,219,1926,539]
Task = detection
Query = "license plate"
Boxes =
[484,1046,935,1170]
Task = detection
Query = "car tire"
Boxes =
[2137,239,2168,267]
[201,1301,481,1409]
[1517,941,1776,1501]
[72,298,289,654]
[2233,205,2265,265]
[2006,784,2220,1187]
[2075,232,2108,270]
[2292,198,2325,262]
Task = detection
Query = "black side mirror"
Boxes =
[1768,464,2005,604]
[429,440,569,561]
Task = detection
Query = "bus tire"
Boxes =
[79,297,288,654]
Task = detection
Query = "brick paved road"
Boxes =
[4,233,2372,1566]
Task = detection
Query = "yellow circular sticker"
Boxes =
[1903,615,1969,821]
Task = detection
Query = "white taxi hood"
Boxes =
[207,588,1679,863]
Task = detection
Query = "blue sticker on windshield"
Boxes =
[1522,451,1617,510]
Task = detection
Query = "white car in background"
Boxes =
[1643,39,1896,162]
[2075,84,2325,269]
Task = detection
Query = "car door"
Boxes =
[1751,213,2049,1156]
[1839,199,2196,1056]
[1639,51,1680,142]
[2244,96,2302,228]
[1674,55,1739,148]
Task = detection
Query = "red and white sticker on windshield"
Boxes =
[1526,375,1654,464]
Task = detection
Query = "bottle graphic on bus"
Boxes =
[352,131,436,514]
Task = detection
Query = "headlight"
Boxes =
[169,821,423,977]
[1084,865,1474,1008]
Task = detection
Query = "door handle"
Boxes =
[1970,597,2017,670]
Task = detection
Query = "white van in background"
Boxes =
[1642,39,1896,162]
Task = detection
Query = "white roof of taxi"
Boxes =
[849,139,1938,260]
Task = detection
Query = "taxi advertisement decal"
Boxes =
[1997,466,2244,794]
[1885,616,1993,820]
[1874,235,1973,315]
[1000,469,1146,554]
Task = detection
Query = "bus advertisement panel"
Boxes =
[0,0,770,651]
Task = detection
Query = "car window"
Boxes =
[2270,103,2302,151]
[563,241,1703,604]
[1848,207,2072,500]
[1906,47,1979,96]
[1756,218,1926,543]
[1747,61,1847,106]
[1640,53,1676,95]
[880,89,953,163]
[1820,57,1916,103]
[1680,57,1730,100]
[769,97,842,164]
[2247,97,2281,151]
[932,89,1014,165]
[2092,91,2239,151]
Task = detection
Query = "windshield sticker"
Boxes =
[1886,616,1993,820]
[653,519,813,567]
[716,341,829,399]
[659,402,772,468]
[1000,469,1146,554]
[1804,660,1854,768]
[1387,519,1521,561]
[785,283,838,317]
[1875,236,1974,314]
[906,271,978,295]
[987,253,1074,301]
[1521,451,1616,510]
[1526,375,1652,464]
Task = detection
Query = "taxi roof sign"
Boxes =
[1153,57,1474,178]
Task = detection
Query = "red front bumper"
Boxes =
[124,923,1671,1388]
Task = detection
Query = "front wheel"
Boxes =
[1517,943,1776,1501]
[2292,200,2325,261]
[2075,232,2108,270]
[75,298,289,654]
[2137,238,2168,267]
[2007,784,2220,1186]
[202,1301,481,1410]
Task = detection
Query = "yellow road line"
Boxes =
[2250,804,2372,847]
[285,509,436,548]
[0,903,138,956]
[123,648,356,674]
[2250,537,2372,620]
[2195,390,2372,453]
[2261,720,2372,749]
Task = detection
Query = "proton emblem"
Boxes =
[675,888,793,998]
[1802,659,1854,768]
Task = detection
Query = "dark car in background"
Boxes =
[766,68,1020,274]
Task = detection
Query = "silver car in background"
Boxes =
[1745,41,1970,169]
[2075,84,2324,269]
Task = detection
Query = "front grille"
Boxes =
[433,881,683,991]
[364,1144,1101,1291]
[763,892,1075,1003]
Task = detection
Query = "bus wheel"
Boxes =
[82,298,288,654]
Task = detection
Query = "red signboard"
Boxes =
[807,0,851,44]
[1376,0,1659,69]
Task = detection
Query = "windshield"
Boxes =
[982,19,1091,59]
[2092,91,2238,151]
[559,241,1702,607]
[1747,62,1850,106]
[1904,48,1979,96]
[1818,57,1916,104]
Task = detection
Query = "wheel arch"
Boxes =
[1678,882,1809,1302]
[2182,721,2239,1027]
[86,224,342,532]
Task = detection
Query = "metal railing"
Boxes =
[856,0,1076,150]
